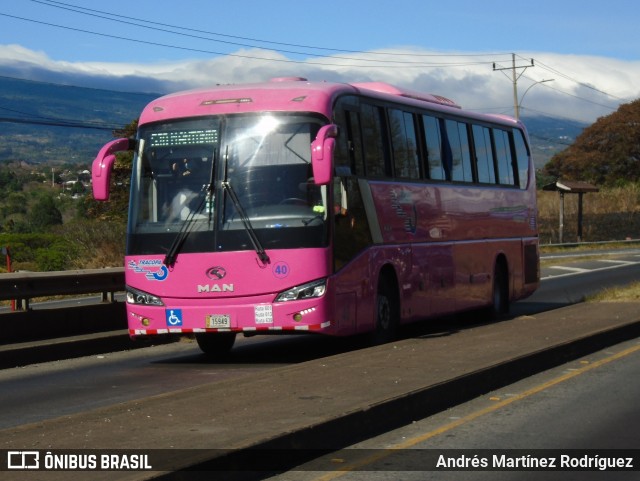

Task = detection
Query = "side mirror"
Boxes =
[311,124,338,185]
[91,138,135,201]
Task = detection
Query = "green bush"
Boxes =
[0,233,76,271]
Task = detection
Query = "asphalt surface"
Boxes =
[1,301,640,480]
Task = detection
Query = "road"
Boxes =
[0,250,639,441]
[513,249,640,316]
[257,250,640,480]
[265,337,640,481]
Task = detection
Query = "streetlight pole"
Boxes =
[518,79,555,118]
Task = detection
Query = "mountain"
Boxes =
[0,76,157,164]
[520,115,587,169]
[0,76,584,167]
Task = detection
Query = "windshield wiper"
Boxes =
[163,151,217,267]
[221,147,270,265]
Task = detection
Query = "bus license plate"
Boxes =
[206,314,230,328]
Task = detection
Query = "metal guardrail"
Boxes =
[1,239,638,310]
[542,239,640,249]
[0,267,125,310]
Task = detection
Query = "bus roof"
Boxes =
[351,82,460,109]
[138,78,516,128]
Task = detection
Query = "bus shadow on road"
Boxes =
[160,299,573,366]
[162,309,523,366]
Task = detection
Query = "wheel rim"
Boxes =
[493,280,502,311]
[377,294,391,332]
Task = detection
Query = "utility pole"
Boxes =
[493,53,535,120]
[1,246,14,311]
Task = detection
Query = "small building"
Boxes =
[543,180,599,243]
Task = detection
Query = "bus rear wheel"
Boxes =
[490,261,509,319]
[195,332,236,357]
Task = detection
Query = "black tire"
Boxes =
[490,262,509,319]
[195,332,236,357]
[372,276,399,345]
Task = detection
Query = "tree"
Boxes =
[1,192,27,217]
[0,167,21,195]
[29,194,63,231]
[70,180,85,196]
[544,99,640,186]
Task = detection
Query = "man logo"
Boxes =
[206,266,227,280]
[200,266,233,293]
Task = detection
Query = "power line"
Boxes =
[0,100,124,130]
[32,0,511,60]
[519,55,625,101]
[26,0,633,114]
[0,101,124,128]
[490,54,625,121]
[0,116,119,130]
[13,1,630,104]
[2,2,631,122]
[526,77,619,111]
[1,10,505,69]
[0,73,150,93]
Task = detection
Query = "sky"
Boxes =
[1,0,640,124]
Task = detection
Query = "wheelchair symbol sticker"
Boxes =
[166,309,183,326]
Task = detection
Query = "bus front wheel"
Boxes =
[372,276,399,345]
[195,332,236,357]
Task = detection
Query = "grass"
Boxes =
[587,282,640,302]
[538,183,640,244]
[539,241,640,267]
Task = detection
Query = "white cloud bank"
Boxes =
[1,44,639,124]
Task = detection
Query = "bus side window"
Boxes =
[361,104,389,177]
[422,115,445,180]
[333,177,348,216]
[493,128,515,186]
[388,109,420,180]
[345,111,366,176]
[513,129,530,189]
[446,119,473,182]
[332,103,374,270]
[473,125,496,184]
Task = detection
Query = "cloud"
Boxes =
[1,44,638,123]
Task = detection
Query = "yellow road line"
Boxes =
[312,342,640,480]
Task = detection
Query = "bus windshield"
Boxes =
[127,114,329,256]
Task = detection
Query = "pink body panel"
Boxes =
[139,81,344,125]
[330,179,538,331]
[125,248,335,336]
[368,181,536,244]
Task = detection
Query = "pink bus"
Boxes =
[92,77,539,355]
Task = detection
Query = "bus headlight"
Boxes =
[126,286,164,306]
[275,279,326,302]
